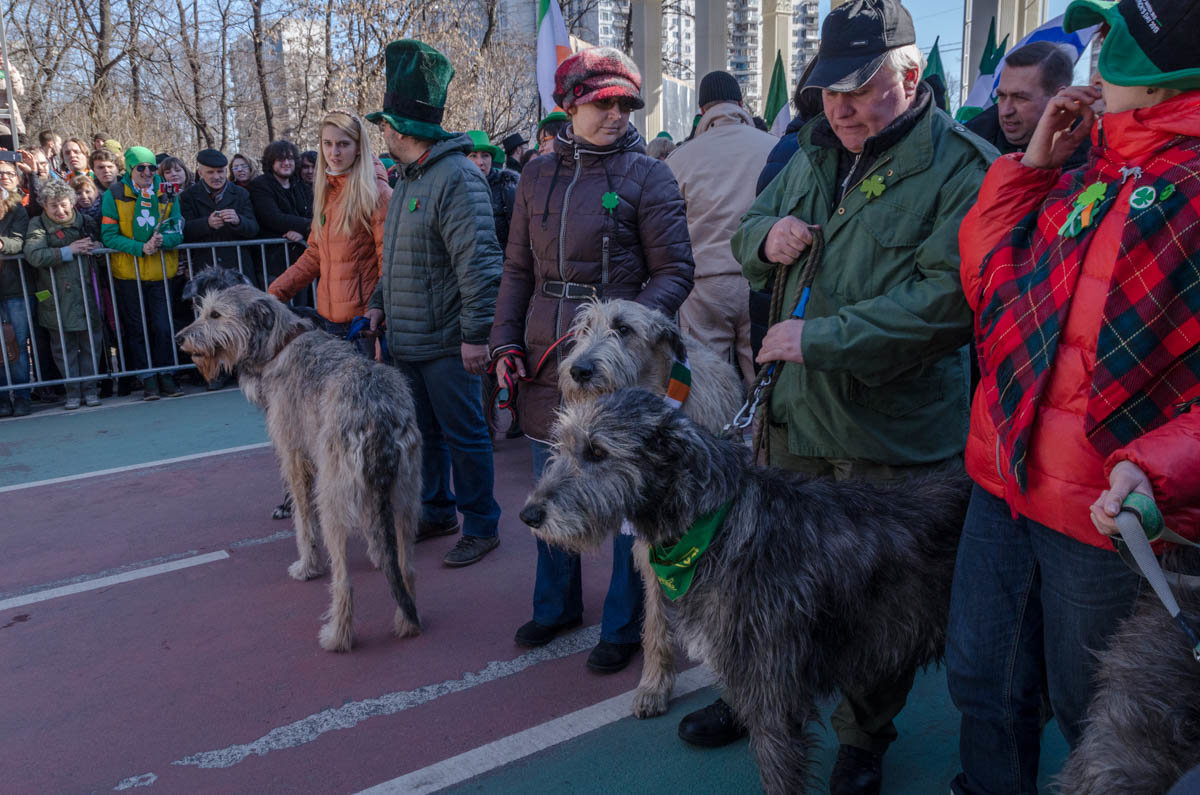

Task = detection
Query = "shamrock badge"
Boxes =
[860,175,886,199]
[135,208,155,228]
[1161,184,1176,201]
[601,191,620,213]
[1059,181,1110,239]
[409,197,420,212]
[1129,186,1157,211]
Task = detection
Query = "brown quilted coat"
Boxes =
[489,125,695,442]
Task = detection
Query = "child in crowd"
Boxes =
[22,179,102,409]
[70,175,102,223]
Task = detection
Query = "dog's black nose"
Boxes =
[520,504,546,528]
[174,331,186,347]
[570,362,593,383]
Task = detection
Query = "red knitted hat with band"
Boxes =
[553,47,645,110]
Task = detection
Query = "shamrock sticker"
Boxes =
[1076,182,1108,208]
[601,191,620,213]
[1129,186,1157,211]
[408,197,420,212]
[135,208,155,228]
[1160,184,1176,201]
[860,175,886,199]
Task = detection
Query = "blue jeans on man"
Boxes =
[2,296,33,400]
[394,355,501,540]
[946,485,1142,795]
[529,440,644,645]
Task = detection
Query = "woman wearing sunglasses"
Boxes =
[99,146,184,400]
[489,47,694,673]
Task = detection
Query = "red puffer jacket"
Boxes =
[489,125,695,442]
[960,94,1200,549]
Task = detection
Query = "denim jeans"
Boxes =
[394,355,500,539]
[320,317,373,359]
[946,485,1142,795]
[113,278,175,373]
[529,441,644,645]
[1,296,33,399]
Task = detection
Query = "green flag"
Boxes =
[764,49,789,130]
[923,37,945,83]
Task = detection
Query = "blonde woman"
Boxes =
[269,110,391,350]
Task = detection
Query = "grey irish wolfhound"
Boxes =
[558,299,744,718]
[1058,548,1200,794]
[176,284,421,652]
[520,388,970,793]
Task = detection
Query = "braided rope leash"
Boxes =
[1115,493,1200,663]
[724,228,825,461]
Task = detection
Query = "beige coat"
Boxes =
[665,103,777,278]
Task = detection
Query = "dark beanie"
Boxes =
[698,71,742,107]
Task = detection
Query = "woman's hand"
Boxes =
[1089,460,1154,537]
[495,352,527,385]
[68,238,97,255]
[1022,86,1101,170]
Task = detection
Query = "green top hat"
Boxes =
[366,40,456,141]
[466,131,505,166]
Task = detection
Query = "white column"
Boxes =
[761,0,792,102]
[631,0,665,136]
[694,0,728,81]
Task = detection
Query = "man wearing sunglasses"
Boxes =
[100,146,185,400]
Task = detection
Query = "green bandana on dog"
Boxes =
[649,500,732,600]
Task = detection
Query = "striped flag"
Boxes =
[537,0,572,114]
[765,50,791,137]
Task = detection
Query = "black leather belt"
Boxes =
[542,280,599,299]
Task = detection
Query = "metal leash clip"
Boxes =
[725,372,773,433]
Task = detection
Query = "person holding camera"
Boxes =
[99,146,184,400]
[179,148,260,275]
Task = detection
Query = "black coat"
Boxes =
[179,181,260,275]
[485,168,518,252]
[247,173,313,283]
[965,104,1090,171]
[0,203,30,300]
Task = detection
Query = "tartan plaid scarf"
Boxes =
[976,136,1200,491]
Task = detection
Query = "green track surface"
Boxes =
[0,389,264,487]
[448,669,1069,793]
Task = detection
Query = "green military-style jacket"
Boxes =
[733,103,997,464]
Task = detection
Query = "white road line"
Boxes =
[357,665,718,795]
[0,551,230,611]
[0,442,271,493]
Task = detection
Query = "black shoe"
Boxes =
[0,398,11,417]
[586,640,640,674]
[677,698,748,747]
[159,373,184,397]
[12,396,31,416]
[829,745,883,795]
[514,617,583,648]
[415,517,459,542]
[442,534,499,567]
[142,376,161,401]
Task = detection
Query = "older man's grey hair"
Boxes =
[882,44,927,80]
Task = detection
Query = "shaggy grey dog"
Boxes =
[521,388,971,793]
[558,299,745,718]
[176,284,421,652]
[1058,549,1200,794]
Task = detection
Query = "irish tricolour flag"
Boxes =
[537,0,572,114]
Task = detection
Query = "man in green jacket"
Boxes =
[366,40,503,569]
[678,2,996,792]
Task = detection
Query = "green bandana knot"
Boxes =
[648,500,733,600]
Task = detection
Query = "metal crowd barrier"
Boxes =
[0,238,315,395]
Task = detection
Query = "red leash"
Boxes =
[488,331,575,415]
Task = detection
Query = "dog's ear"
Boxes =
[245,297,278,334]
[649,311,687,362]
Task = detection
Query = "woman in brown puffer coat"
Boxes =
[269,110,390,350]
[489,47,694,673]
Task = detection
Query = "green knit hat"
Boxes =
[124,146,156,171]
[365,40,456,140]
[1064,0,1200,91]
[466,131,505,166]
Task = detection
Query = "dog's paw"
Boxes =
[631,687,670,719]
[394,608,421,638]
[288,559,325,581]
[272,503,293,520]
[318,621,353,652]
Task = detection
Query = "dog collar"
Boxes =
[649,499,732,601]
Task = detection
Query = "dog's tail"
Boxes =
[375,491,421,631]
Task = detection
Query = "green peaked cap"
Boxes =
[466,130,505,166]
[366,39,456,140]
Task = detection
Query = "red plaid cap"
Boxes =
[553,47,645,110]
